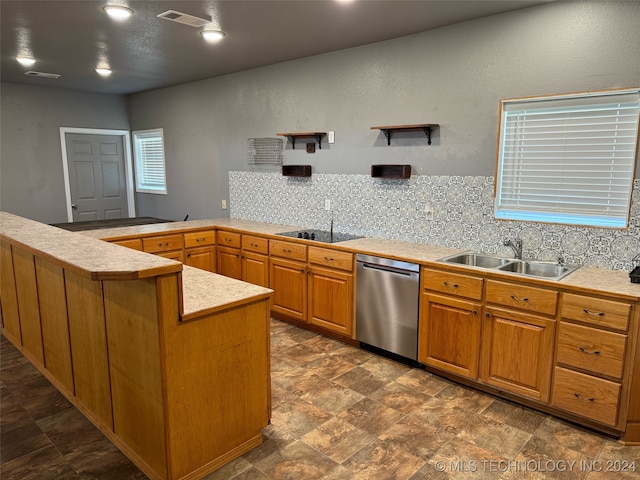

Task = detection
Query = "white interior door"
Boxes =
[60,128,135,222]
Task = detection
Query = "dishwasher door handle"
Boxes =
[360,262,417,277]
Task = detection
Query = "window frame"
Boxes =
[494,88,640,229]
[132,128,167,195]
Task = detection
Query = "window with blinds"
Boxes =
[133,128,167,194]
[495,89,640,228]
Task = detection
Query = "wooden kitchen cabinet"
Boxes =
[185,246,216,272]
[143,233,184,262]
[481,306,555,402]
[242,235,270,287]
[269,238,308,321]
[269,240,356,338]
[551,292,632,428]
[419,268,483,379]
[419,292,482,379]
[184,230,216,272]
[217,246,242,280]
[307,246,354,336]
[216,230,242,279]
[481,280,557,402]
[270,256,307,321]
[112,237,142,250]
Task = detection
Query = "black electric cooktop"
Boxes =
[277,229,363,243]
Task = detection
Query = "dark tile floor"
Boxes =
[2,320,640,479]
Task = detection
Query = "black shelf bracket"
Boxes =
[422,126,432,145]
[381,129,392,146]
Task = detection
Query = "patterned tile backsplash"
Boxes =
[229,172,640,272]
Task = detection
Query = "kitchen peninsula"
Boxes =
[3,210,640,461]
[75,215,640,446]
[0,212,273,480]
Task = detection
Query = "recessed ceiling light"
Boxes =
[103,5,133,20]
[16,56,36,67]
[200,30,225,42]
[96,67,112,76]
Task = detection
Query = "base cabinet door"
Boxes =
[217,246,242,280]
[185,246,216,272]
[242,251,269,287]
[481,307,555,402]
[270,257,306,321]
[419,293,481,379]
[308,266,353,336]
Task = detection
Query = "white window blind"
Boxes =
[495,89,640,228]
[133,129,167,194]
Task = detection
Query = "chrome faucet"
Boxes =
[504,238,523,260]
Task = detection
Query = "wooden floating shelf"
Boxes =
[370,123,438,145]
[371,164,411,179]
[277,132,327,150]
[282,165,312,177]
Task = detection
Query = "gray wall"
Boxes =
[129,1,640,221]
[2,2,639,225]
[0,82,130,223]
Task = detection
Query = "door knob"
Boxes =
[71,203,78,210]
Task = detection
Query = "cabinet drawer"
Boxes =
[556,322,626,379]
[308,247,353,271]
[552,366,620,427]
[242,235,269,254]
[217,230,241,249]
[111,238,142,251]
[184,230,215,248]
[142,234,184,253]
[561,293,630,332]
[269,239,307,262]
[422,268,483,300]
[486,280,557,316]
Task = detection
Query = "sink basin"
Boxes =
[440,252,511,269]
[498,260,578,280]
[436,251,579,281]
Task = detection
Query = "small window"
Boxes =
[495,89,640,228]
[133,128,167,194]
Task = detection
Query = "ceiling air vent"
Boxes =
[157,10,211,28]
[25,71,61,79]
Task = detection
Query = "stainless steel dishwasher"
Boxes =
[356,254,420,361]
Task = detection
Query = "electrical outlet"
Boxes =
[221,199,227,210]
[328,131,335,144]
[325,199,331,211]
[424,203,433,220]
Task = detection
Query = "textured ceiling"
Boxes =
[1,0,548,95]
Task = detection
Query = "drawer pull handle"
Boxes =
[284,249,292,253]
[579,346,601,355]
[324,256,334,261]
[251,243,258,247]
[472,310,478,315]
[583,309,605,317]
[443,281,459,288]
[574,393,595,402]
[510,294,529,302]
[226,238,232,243]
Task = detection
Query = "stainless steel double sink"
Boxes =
[436,252,579,281]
